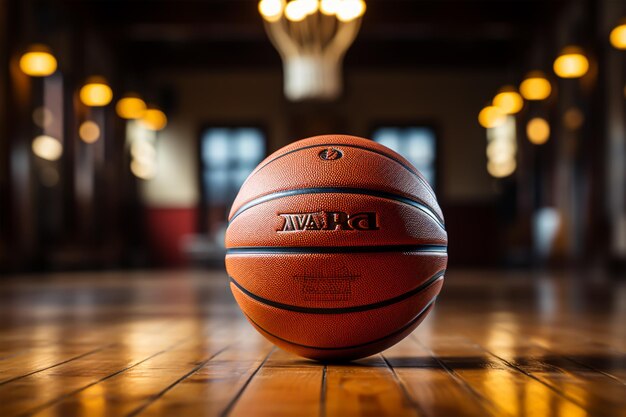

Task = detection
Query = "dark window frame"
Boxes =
[369,121,442,196]
[196,123,269,234]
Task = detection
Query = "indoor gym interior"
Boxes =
[1,1,626,416]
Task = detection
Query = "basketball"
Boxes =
[225,134,448,360]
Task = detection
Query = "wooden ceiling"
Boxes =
[53,0,567,71]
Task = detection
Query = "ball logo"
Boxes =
[319,147,343,161]
[278,211,379,232]
[294,267,360,301]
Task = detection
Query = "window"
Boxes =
[200,127,266,231]
[372,127,437,189]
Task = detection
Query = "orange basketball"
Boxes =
[225,134,447,360]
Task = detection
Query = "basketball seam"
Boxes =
[228,187,446,229]
[229,270,445,314]
[248,141,437,200]
[243,297,437,351]
[226,244,448,255]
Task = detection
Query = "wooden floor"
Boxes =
[0,269,624,417]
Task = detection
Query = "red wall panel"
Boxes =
[146,208,197,266]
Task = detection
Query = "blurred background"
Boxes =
[1,0,625,274]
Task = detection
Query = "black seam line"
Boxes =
[218,346,275,417]
[0,343,116,386]
[244,297,437,351]
[380,354,428,416]
[226,244,448,255]
[230,270,445,314]
[228,187,445,229]
[125,344,232,417]
[19,339,193,417]
[251,142,437,200]
[320,365,328,417]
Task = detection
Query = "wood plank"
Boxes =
[417,334,591,417]
[24,329,240,417]
[0,320,215,417]
[125,330,274,417]
[227,348,323,417]
[0,320,175,384]
[472,336,626,417]
[492,322,626,385]
[495,321,626,354]
[0,269,624,417]
[383,336,499,417]
[323,354,419,417]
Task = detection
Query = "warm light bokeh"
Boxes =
[493,87,524,115]
[139,108,168,131]
[610,23,626,49]
[131,159,157,180]
[487,158,516,178]
[300,0,320,15]
[519,72,552,101]
[259,0,284,22]
[478,105,506,128]
[336,0,366,22]
[80,77,113,107]
[487,139,516,164]
[116,95,147,119]
[131,140,157,164]
[79,121,101,143]
[527,117,550,145]
[486,115,517,178]
[553,47,589,79]
[19,45,58,77]
[320,0,340,15]
[32,135,63,161]
[284,0,308,21]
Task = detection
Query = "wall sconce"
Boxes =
[519,71,552,101]
[553,46,589,79]
[80,76,113,107]
[19,44,58,77]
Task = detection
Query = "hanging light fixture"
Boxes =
[519,71,552,101]
[259,0,284,22]
[116,93,147,119]
[610,19,626,49]
[553,46,589,79]
[320,0,340,15]
[19,44,58,77]
[493,86,524,115]
[284,0,309,21]
[336,0,366,22]
[258,0,366,101]
[80,76,113,107]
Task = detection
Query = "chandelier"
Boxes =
[258,0,366,101]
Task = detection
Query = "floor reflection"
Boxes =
[0,269,623,417]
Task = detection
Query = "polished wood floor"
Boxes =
[0,269,624,417]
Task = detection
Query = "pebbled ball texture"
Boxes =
[225,134,448,361]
